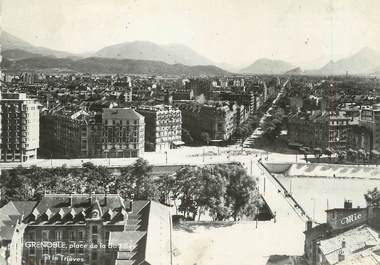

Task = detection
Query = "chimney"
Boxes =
[89,191,95,205]
[128,193,134,212]
[69,193,73,207]
[306,220,313,231]
[344,200,352,209]
[342,239,346,248]
[338,252,345,262]
[103,186,109,206]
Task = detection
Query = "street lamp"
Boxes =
[165,151,168,165]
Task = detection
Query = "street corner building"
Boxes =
[0,93,40,162]
[136,105,183,152]
[40,108,145,159]
[0,194,172,265]
[304,200,380,265]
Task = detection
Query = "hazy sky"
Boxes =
[2,0,380,68]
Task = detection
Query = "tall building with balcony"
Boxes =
[40,108,144,158]
[137,105,182,151]
[102,108,145,158]
[288,111,349,151]
[40,110,102,158]
[359,104,380,155]
[174,101,238,143]
[1,93,39,162]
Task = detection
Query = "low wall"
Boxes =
[265,162,380,179]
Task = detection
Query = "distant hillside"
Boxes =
[93,41,214,66]
[1,55,229,76]
[1,49,41,60]
[240,58,294,74]
[316,47,380,75]
[1,31,75,58]
[283,67,304,76]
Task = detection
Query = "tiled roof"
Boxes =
[109,231,146,249]
[24,194,129,225]
[337,253,380,265]
[0,201,37,240]
[320,225,380,265]
[102,108,144,120]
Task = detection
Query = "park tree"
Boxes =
[365,188,380,207]
[195,166,228,221]
[117,158,157,200]
[0,169,33,204]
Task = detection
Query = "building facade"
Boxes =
[174,101,238,142]
[102,108,145,158]
[40,108,144,158]
[288,111,350,151]
[359,104,380,155]
[15,194,171,265]
[304,201,380,265]
[137,105,182,151]
[1,93,39,162]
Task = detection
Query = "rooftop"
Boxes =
[319,225,380,265]
[103,108,144,120]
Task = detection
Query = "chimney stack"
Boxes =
[338,250,345,262]
[344,200,352,209]
[89,191,95,205]
[306,220,313,231]
[103,186,109,206]
[69,193,74,207]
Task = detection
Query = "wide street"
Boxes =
[0,144,303,170]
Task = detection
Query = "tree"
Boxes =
[195,166,228,221]
[81,163,114,193]
[0,169,33,204]
[364,188,380,207]
[213,163,260,221]
[182,128,194,145]
[117,158,157,200]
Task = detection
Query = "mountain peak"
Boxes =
[93,41,213,66]
[316,47,380,75]
[240,58,294,74]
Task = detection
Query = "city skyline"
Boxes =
[2,0,380,69]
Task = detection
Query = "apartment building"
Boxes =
[7,194,172,265]
[288,111,350,151]
[102,108,145,158]
[137,105,182,151]
[40,108,144,158]
[174,101,238,143]
[1,93,39,162]
[359,104,380,155]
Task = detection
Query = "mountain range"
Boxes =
[1,52,228,76]
[1,31,380,76]
[0,32,227,76]
[94,41,213,66]
[240,59,295,75]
